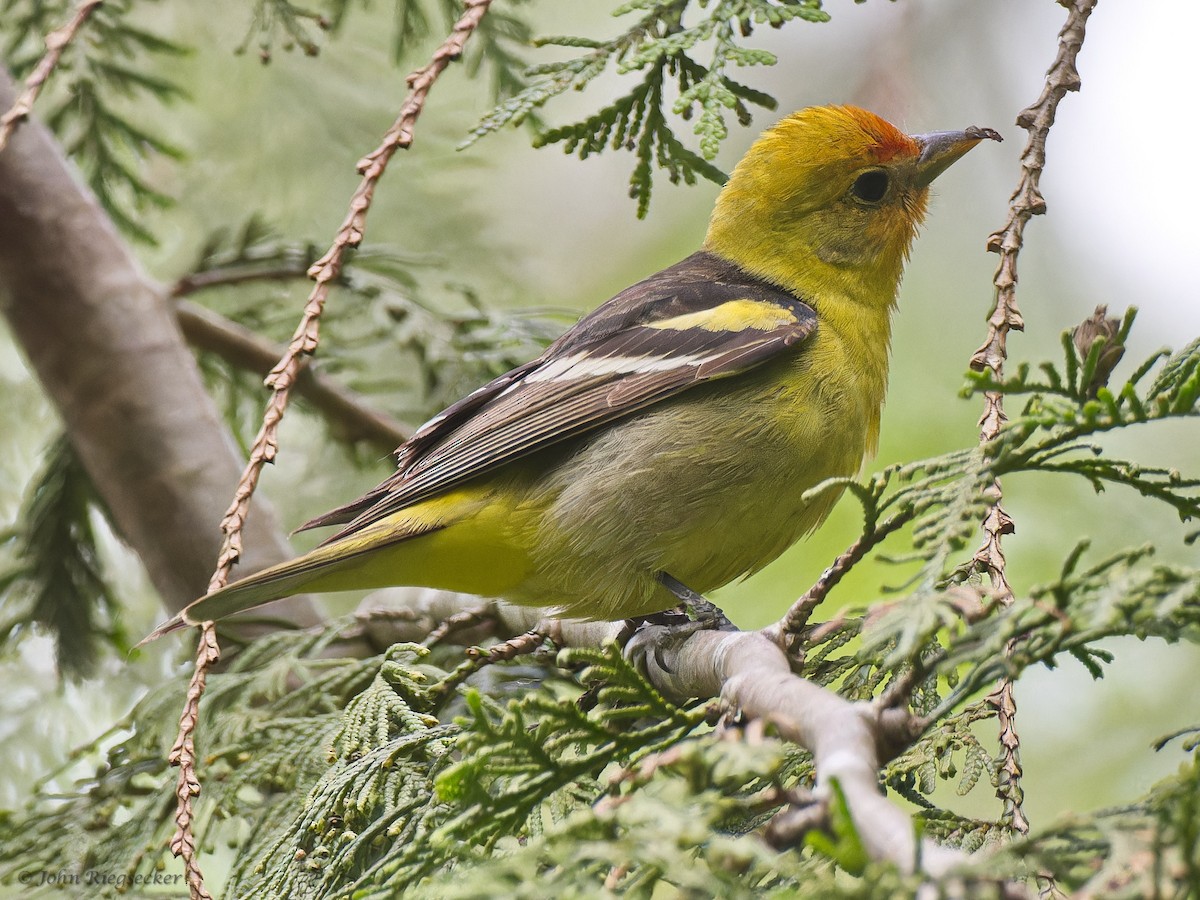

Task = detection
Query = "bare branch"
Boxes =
[170,261,311,298]
[0,0,103,154]
[166,623,220,900]
[629,626,963,878]
[970,0,1099,837]
[174,299,409,451]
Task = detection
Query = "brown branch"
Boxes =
[164,4,495,896]
[170,261,312,298]
[166,622,219,900]
[0,0,102,154]
[210,0,495,597]
[422,602,498,648]
[354,588,496,651]
[970,0,1099,838]
[431,622,555,703]
[174,299,409,451]
[776,511,912,658]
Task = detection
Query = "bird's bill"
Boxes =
[912,125,1003,186]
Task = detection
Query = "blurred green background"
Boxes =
[1,0,1196,841]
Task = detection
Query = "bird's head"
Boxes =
[706,105,1000,305]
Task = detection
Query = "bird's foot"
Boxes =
[656,572,736,633]
[620,574,738,675]
[621,575,738,680]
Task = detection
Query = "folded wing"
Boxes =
[306,251,818,543]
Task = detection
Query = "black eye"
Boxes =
[850,170,889,203]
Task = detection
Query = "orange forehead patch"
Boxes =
[840,106,920,163]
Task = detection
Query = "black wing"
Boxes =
[303,251,818,542]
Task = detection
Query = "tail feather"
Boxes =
[139,520,447,646]
[139,484,500,646]
[136,545,367,646]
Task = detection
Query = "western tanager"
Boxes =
[146,105,998,642]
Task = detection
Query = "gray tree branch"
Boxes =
[0,66,322,633]
[355,590,978,885]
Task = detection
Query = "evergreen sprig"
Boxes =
[228,667,457,896]
[886,701,996,805]
[227,642,706,896]
[0,621,383,896]
[419,737,816,898]
[0,435,126,679]
[1,0,187,244]
[432,645,704,852]
[237,0,330,60]
[278,0,534,103]
[976,754,1200,896]
[464,0,833,217]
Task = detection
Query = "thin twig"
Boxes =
[174,299,409,451]
[164,4,495,896]
[422,602,498,648]
[971,0,1098,837]
[211,0,495,597]
[170,261,312,298]
[776,511,912,656]
[598,744,688,806]
[762,793,827,851]
[431,624,555,703]
[0,0,103,154]
[166,622,219,900]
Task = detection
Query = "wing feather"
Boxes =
[315,251,818,544]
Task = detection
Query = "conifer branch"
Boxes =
[473,606,969,879]
[167,622,219,900]
[0,1,186,244]
[0,0,103,154]
[464,0,830,217]
[628,626,966,877]
[971,0,1098,838]
[163,5,496,895]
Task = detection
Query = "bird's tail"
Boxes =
[137,532,404,645]
[138,483,515,646]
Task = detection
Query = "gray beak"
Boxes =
[912,125,1003,186]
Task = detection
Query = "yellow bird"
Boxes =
[146,105,998,642]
